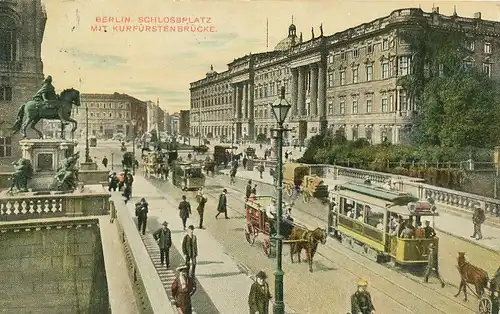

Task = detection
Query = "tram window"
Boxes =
[355,203,364,222]
[365,205,384,228]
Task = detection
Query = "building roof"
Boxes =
[274,23,298,51]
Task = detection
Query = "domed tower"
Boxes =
[205,64,217,78]
[274,19,299,51]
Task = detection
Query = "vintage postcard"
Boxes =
[0,0,499,313]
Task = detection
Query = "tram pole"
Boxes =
[271,86,291,314]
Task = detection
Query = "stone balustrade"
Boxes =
[0,187,110,221]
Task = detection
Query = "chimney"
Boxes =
[432,6,439,14]
[474,12,481,19]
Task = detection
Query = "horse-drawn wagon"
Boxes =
[244,195,327,272]
[282,163,329,203]
[141,151,168,179]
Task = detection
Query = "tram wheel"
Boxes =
[285,185,293,197]
[303,192,311,203]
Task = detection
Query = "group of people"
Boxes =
[108,169,134,202]
[388,215,436,239]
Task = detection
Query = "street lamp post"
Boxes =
[132,120,137,175]
[85,104,92,163]
[231,118,236,165]
[270,86,291,314]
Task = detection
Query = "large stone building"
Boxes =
[146,99,165,133]
[166,112,180,135]
[190,7,500,144]
[0,0,46,169]
[179,110,190,136]
[66,93,147,139]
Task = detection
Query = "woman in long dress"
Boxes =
[171,265,197,314]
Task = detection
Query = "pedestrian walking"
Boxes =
[215,188,229,219]
[242,156,248,169]
[423,243,445,288]
[471,203,485,240]
[135,198,148,235]
[182,225,198,278]
[251,184,257,195]
[230,164,237,185]
[258,163,265,179]
[246,180,253,199]
[153,221,172,267]
[248,270,272,314]
[102,156,108,168]
[196,191,207,229]
[351,279,376,314]
[171,265,197,314]
[108,172,118,192]
[178,195,191,230]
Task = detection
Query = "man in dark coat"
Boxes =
[135,198,148,235]
[351,279,375,314]
[153,221,172,267]
[246,180,253,199]
[248,270,272,314]
[196,191,207,229]
[423,243,445,288]
[102,156,108,168]
[215,189,229,219]
[471,203,485,240]
[182,225,198,278]
[178,195,191,230]
[171,265,197,314]
[108,172,118,192]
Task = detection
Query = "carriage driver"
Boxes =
[351,279,376,314]
[266,199,277,234]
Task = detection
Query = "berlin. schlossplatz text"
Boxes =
[90,24,216,33]
[95,16,212,23]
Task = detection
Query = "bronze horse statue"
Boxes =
[289,227,327,272]
[12,88,81,139]
[455,252,489,301]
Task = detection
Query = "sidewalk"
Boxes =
[224,169,500,252]
[124,174,296,313]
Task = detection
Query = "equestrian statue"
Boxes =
[8,158,33,194]
[12,75,81,139]
[55,151,80,191]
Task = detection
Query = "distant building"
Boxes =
[146,99,165,133]
[51,92,148,139]
[190,8,500,145]
[167,113,180,135]
[0,0,46,170]
[179,110,190,136]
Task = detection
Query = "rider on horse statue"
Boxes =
[32,75,58,109]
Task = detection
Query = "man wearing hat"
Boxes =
[248,270,272,314]
[153,221,172,267]
[351,279,375,314]
[178,195,192,230]
[171,265,197,314]
[423,243,445,288]
[215,188,229,219]
[182,225,198,278]
[196,190,207,229]
[135,198,149,235]
[246,180,253,200]
[471,202,485,240]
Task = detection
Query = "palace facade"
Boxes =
[189,7,500,144]
[0,0,46,169]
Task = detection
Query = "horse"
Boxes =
[12,88,81,139]
[289,226,327,272]
[455,252,489,301]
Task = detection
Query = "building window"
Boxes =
[340,71,346,85]
[328,55,334,63]
[328,73,334,87]
[484,42,492,54]
[464,60,474,71]
[328,101,334,115]
[0,86,12,101]
[382,39,389,51]
[0,137,12,157]
[365,128,372,142]
[483,63,492,77]
[353,49,359,58]
[366,99,372,113]
[381,98,388,112]
[339,99,345,115]
[352,100,358,114]
[382,62,389,79]
[352,127,358,141]
[367,44,373,54]
[352,68,358,83]
[399,90,408,111]
[366,65,373,81]
[399,56,410,75]
[341,52,346,60]
[466,40,475,51]
[0,16,16,62]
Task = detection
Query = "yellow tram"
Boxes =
[328,182,439,266]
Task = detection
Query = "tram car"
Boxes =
[328,181,439,266]
[171,161,205,191]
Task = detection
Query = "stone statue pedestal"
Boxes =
[19,139,77,191]
[80,162,98,170]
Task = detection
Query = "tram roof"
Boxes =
[338,182,419,204]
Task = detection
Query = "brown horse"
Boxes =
[290,227,327,272]
[455,252,489,301]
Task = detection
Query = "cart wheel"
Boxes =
[303,192,311,203]
[478,297,492,314]
[263,238,271,257]
[181,181,187,191]
[244,224,256,245]
[285,185,293,197]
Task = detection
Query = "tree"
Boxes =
[400,26,500,148]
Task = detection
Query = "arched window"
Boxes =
[0,15,17,62]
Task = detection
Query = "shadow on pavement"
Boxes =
[199,271,245,279]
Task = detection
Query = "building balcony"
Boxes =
[0,61,22,72]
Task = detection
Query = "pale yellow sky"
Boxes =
[41,0,500,113]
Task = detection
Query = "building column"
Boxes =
[310,64,318,117]
[243,83,249,119]
[290,68,298,116]
[236,85,243,119]
[298,67,306,116]
[248,82,255,140]
[232,85,238,118]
